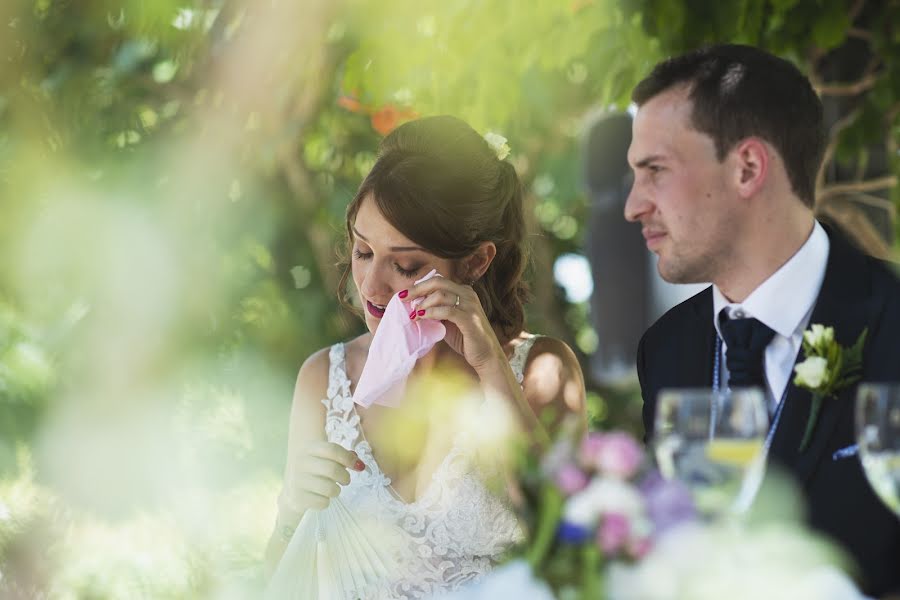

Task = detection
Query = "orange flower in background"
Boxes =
[569,0,594,13]
[337,95,365,113]
[336,91,417,136]
[370,104,418,136]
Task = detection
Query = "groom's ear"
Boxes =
[463,241,497,282]
[731,137,769,199]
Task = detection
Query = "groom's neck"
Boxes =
[714,208,815,304]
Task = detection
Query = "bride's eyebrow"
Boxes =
[352,226,426,253]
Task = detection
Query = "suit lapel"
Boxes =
[768,227,877,484]
[680,289,715,388]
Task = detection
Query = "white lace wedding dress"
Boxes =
[300,335,538,599]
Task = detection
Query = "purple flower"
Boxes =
[580,432,644,479]
[554,464,589,495]
[639,471,696,533]
[557,520,591,544]
[597,512,631,554]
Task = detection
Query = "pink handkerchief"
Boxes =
[352,269,447,408]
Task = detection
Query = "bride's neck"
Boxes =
[413,341,461,373]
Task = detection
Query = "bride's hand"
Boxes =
[405,277,504,373]
[281,440,364,515]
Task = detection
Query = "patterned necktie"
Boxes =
[719,310,776,388]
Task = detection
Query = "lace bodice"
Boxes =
[322,335,539,599]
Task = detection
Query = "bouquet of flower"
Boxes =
[509,423,695,598]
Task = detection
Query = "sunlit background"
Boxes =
[1,0,898,596]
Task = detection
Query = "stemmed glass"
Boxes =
[653,387,769,517]
[856,384,900,517]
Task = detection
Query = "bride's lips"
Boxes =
[642,229,666,250]
[366,300,387,318]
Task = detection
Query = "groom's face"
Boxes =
[625,86,739,284]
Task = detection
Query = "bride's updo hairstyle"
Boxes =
[340,115,529,340]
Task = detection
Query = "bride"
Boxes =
[265,115,586,598]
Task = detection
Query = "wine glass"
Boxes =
[856,384,900,516]
[653,387,769,517]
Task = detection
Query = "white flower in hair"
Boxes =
[483,131,510,160]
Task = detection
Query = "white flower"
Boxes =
[563,476,644,528]
[794,356,829,389]
[483,132,510,160]
[803,324,834,351]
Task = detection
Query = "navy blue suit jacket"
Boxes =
[636,227,900,596]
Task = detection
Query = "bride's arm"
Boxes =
[264,348,362,575]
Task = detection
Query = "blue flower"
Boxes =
[557,520,591,544]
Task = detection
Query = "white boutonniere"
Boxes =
[793,324,867,452]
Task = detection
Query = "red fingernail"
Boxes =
[409,310,416,320]
[354,459,365,472]
[398,290,408,299]
[417,309,425,316]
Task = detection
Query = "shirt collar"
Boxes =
[713,220,830,339]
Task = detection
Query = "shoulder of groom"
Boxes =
[643,285,713,344]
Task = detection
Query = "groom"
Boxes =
[626,44,900,596]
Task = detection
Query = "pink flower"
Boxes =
[555,464,589,495]
[580,432,644,479]
[627,536,652,560]
[597,512,631,555]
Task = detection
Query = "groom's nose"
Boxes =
[624,185,651,223]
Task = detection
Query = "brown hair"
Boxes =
[338,115,529,341]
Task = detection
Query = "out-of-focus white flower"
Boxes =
[483,132,510,160]
[431,560,555,600]
[607,521,864,600]
[802,324,834,351]
[563,476,644,528]
[794,356,829,389]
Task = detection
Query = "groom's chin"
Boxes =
[656,260,702,285]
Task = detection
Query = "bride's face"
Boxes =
[351,194,459,333]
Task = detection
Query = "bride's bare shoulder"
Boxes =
[520,335,586,429]
[293,333,371,400]
[292,346,332,406]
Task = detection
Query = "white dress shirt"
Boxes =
[712,221,830,411]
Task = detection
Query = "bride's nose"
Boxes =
[359,263,395,301]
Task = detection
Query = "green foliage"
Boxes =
[0,0,898,595]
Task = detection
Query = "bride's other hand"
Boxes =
[405,277,503,373]
[266,348,354,574]
[281,440,364,513]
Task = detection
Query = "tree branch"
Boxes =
[814,71,880,96]
[818,175,898,202]
[815,107,861,195]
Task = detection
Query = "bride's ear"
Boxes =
[462,242,496,283]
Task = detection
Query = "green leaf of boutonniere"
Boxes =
[795,327,867,452]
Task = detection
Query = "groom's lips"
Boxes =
[366,300,387,318]
[642,229,666,250]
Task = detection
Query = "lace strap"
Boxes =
[324,343,351,409]
[509,334,540,385]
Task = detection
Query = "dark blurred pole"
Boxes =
[582,113,646,384]
[582,112,706,386]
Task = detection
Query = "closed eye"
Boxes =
[394,264,421,278]
[353,249,372,260]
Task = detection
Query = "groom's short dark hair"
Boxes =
[632,44,825,208]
